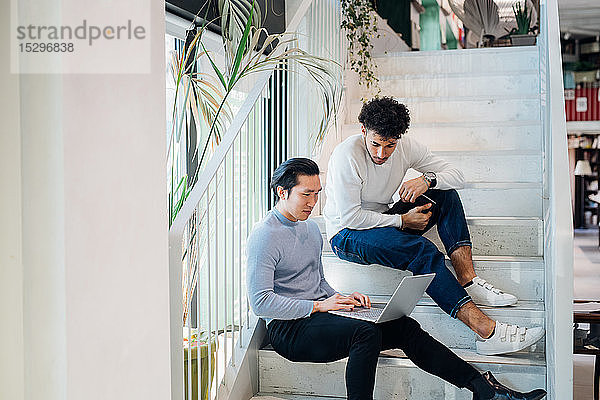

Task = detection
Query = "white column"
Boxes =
[1,1,171,399]
[0,2,26,398]
[1,1,67,399]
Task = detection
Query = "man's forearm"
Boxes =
[340,208,403,230]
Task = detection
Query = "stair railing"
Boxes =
[167,1,344,399]
[538,0,574,398]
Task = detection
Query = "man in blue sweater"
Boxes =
[246,158,546,400]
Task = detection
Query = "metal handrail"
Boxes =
[169,68,271,237]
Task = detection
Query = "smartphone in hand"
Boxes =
[419,195,436,214]
[384,193,437,215]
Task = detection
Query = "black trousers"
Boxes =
[267,313,480,400]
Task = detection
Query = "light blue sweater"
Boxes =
[246,208,337,324]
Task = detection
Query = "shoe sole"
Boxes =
[526,390,547,400]
[476,329,545,356]
[472,298,518,307]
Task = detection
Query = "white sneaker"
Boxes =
[476,322,545,355]
[465,276,518,307]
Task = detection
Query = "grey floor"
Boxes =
[573,229,600,399]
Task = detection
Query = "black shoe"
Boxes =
[474,371,546,400]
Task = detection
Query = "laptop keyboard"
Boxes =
[333,306,384,320]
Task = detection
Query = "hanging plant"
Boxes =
[341,0,381,94]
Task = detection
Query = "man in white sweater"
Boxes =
[323,97,544,356]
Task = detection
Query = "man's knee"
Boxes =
[408,237,447,275]
[438,188,462,206]
[399,316,424,337]
[417,237,444,260]
[353,322,382,350]
[384,316,431,349]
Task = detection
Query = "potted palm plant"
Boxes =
[509,1,536,46]
[183,328,216,400]
[167,0,342,226]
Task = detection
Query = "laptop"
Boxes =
[328,273,435,323]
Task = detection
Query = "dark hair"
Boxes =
[358,97,410,139]
[270,158,320,201]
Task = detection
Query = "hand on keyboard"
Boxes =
[313,293,361,313]
[350,291,371,308]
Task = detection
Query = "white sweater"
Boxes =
[323,134,465,241]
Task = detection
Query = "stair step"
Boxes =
[424,217,543,257]
[456,184,543,218]
[442,149,541,181]
[374,46,539,75]
[340,121,542,152]
[259,349,546,399]
[402,150,542,184]
[362,72,539,98]
[314,216,544,257]
[322,254,545,302]
[346,97,541,124]
[323,147,542,184]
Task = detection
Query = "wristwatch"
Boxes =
[422,172,437,188]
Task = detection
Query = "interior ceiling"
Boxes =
[558,0,600,37]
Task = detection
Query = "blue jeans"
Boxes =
[329,189,472,318]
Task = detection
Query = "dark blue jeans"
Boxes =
[268,313,480,400]
[329,189,472,318]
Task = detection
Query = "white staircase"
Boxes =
[252,46,551,399]
[258,350,545,399]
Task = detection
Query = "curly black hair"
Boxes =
[358,97,410,139]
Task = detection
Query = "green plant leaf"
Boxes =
[228,1,255,90]
[201,42,228,90]
[171,176,189,225]
[218,0,261,65]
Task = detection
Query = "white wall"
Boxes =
[1,0,26,397]
[0,1,171,399]
[2,4,67,400]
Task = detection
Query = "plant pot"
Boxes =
[510,34,536,46]
[184,340,217,400]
